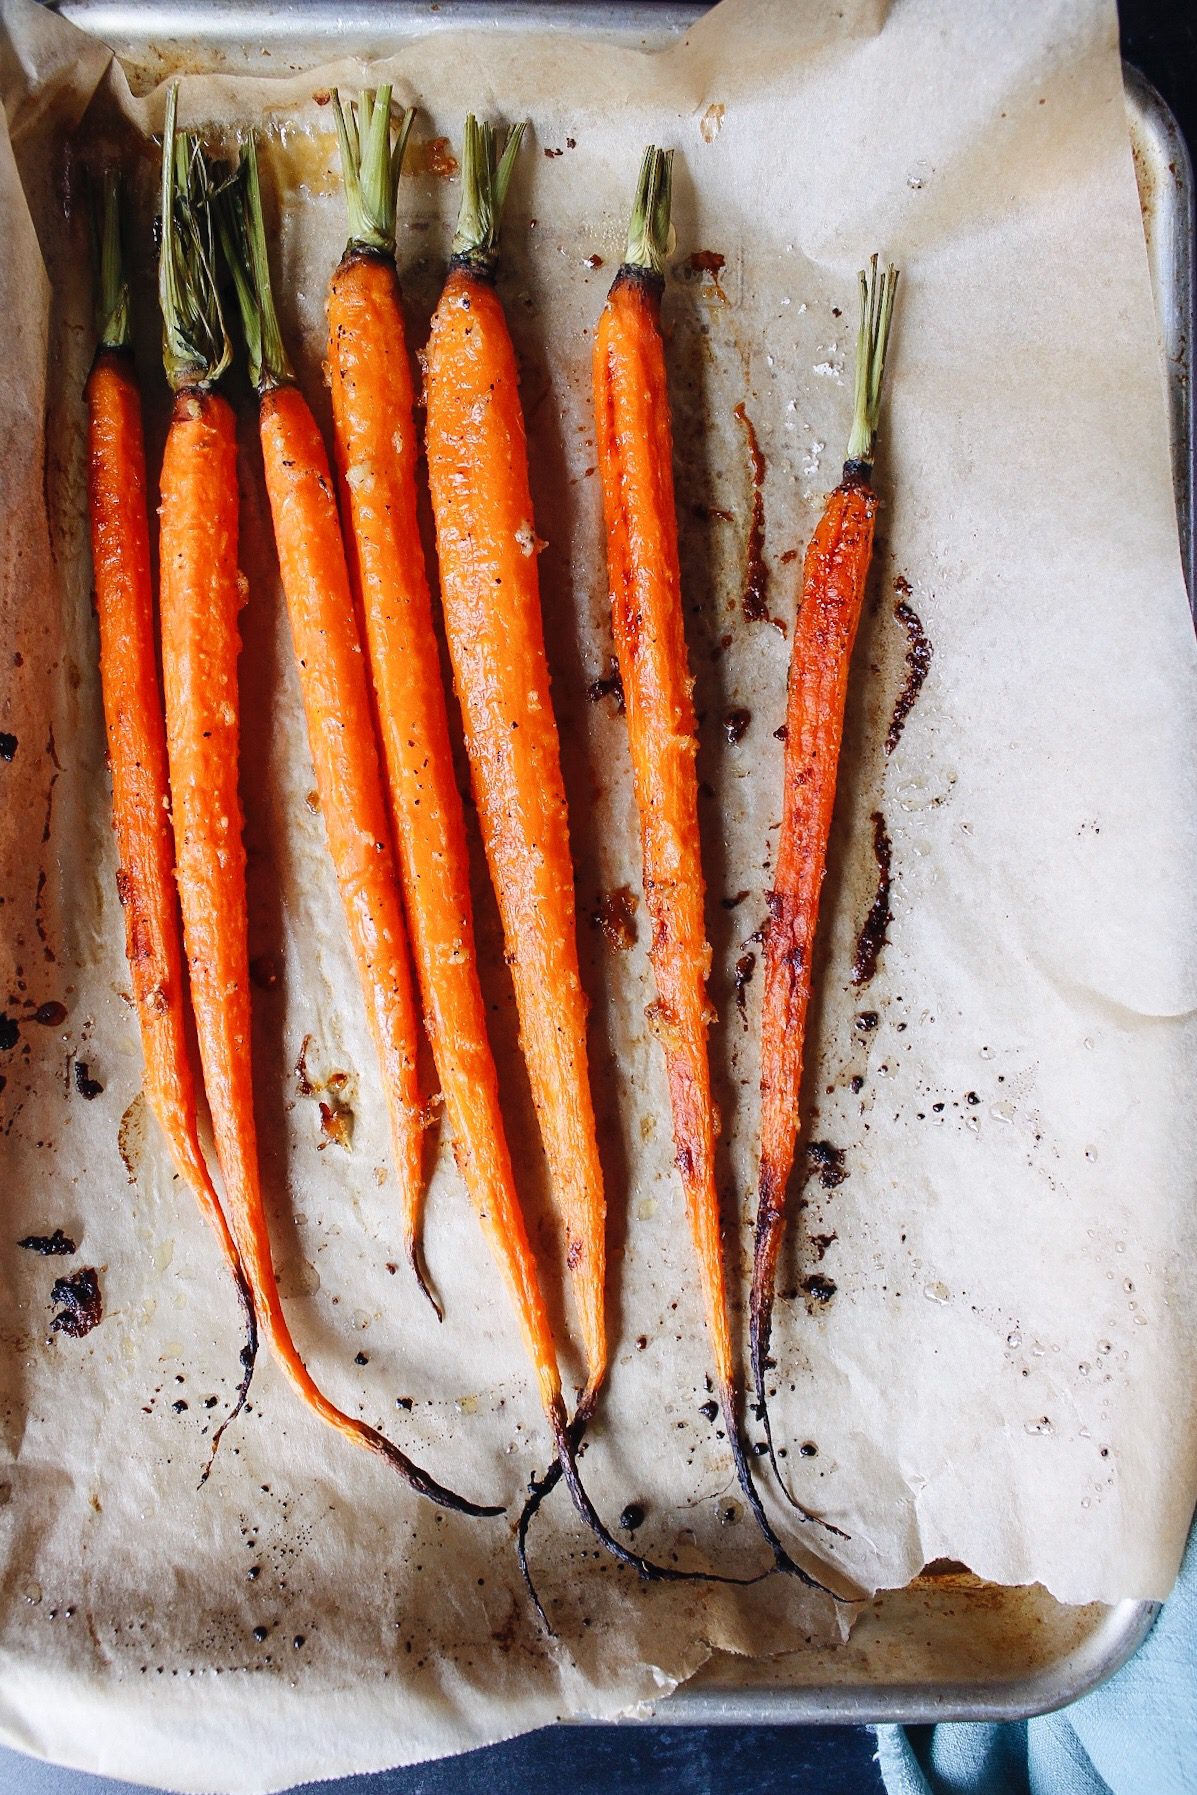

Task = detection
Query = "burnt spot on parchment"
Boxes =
[50,1267,102,1338]
[851,811,893,987]
[19,1228,76,1256]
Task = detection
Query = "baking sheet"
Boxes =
[1,0,1196,1788]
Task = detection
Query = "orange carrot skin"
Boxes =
[256,380,425,1261]
[423,262,606,1401]
[158,390,269,1300]
[158,386,483,1505]
[327,250,562,1417]
[752,475,876,1373]
[87,356,252,1323]
[592,269,731,1398]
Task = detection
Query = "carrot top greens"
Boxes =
[332,86,415,256]
[217,135,293,394]
[158,86,231,393]
[845,254,899,467]
[623,144,674,276]
[450,114,527,274]
[92,169,130,352]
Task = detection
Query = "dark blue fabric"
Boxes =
[0,1724,884,1795]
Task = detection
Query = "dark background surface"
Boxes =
[2,4,1192,1794]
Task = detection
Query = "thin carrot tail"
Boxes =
[255,1279,503,1517]
[750,1165,852,1537]
[366,1432,504,1517]
[719,1381,855,1595]
[198,1265,259,1487]
[407,1228,443,1323]
[516,1394,775,1633]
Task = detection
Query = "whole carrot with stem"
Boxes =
[157,93,495,1517]
[592,147,838,1592]
[420,115,760,1620]
[86,168,256,1474]
[218,136,435,1324]
[423,114,608,1414]
[751,258,898,1508]
[325,86,523,1340]
[324,89,573,1548]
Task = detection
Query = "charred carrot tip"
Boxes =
[408,1235,444,1323]
[370,1431,505,1518]
[198,1268,259,1488]
[722,1383,851,1595]
[515,1400,775,1632]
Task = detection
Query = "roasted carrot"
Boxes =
[593,148,836,1590]
[157,94,496,1516]
[423,114,608,1412]
[751,258,898,1509]
[326,91,572,1363]
[218,136,434,1322]
[86,169,256,1473]
[415,115,759,1619]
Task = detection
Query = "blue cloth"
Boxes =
[876,1517,1197,1795]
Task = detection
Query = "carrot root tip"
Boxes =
[408,1235,444,1322]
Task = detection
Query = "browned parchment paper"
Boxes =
[1,0,1195,1787]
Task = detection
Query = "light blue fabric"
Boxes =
[876,1515,1197,1795]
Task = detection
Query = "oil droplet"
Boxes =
[699,102,725,144]
[457,1395,479,1417]
[923,1281,950,1305]
[1006,1331,1021,1349]
[637,1197,657,1222]
[1024,1416,1053,1436]
[1084,1147,1098,1163]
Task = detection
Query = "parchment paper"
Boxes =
[1,0,1196,1787]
